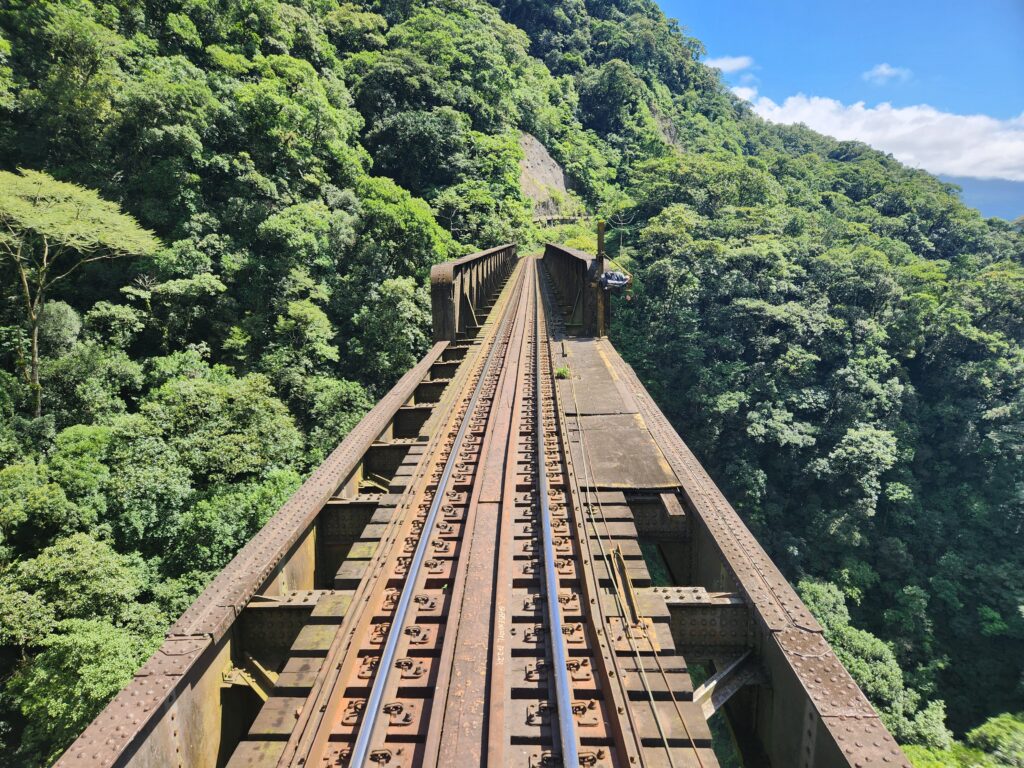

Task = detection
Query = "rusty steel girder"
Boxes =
[430,243,518,341]
[541,243,606,337]
[54,342,453,768]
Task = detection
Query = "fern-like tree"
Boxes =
[0,169,159,416]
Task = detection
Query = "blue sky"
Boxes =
[657,0,1024,217]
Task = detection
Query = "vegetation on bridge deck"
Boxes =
[0,0,1021,766]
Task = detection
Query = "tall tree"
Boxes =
[0,169,159,416]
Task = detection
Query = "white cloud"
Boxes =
[731,86,759,102]
[862,63,912,84]
[705,55,754,74]
[741,90,1024,181]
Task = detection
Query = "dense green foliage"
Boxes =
[0,0,1020,764]
[903,713,1024,767]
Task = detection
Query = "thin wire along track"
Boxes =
[536,260,708,768]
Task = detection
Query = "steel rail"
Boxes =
[534,269,580,768]
[482,268,534,768]
[348,265,527,768]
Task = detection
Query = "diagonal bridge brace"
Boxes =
[692,651,767,720]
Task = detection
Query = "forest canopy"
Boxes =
[0,0,1021,765]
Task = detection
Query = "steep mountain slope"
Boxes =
[0,0,1021,765]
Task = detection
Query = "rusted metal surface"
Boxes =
[63,242,909,768]
[566,413,678,489]
[278,262,532,767]
[552,337,676,489]
[542,243,606,337]
[170,340,451,641]
[651,587,752,662]
[352,264,528,767]
[533,266,579,768]
[555,340,639,417]
[216,257,716,767]
[691,652,765,719]
[431,243,518,341]
[252,258,634,767]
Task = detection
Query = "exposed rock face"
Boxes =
[518,132,570,217]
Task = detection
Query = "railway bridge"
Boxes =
[58,245,910,768]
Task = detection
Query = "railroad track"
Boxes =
[226,257,711,768]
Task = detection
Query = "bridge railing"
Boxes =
[542,242,607,336]
[430,243,517,341]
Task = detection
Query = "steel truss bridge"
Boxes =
[59,245,910,768]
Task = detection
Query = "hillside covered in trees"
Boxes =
[0,0,1021,765]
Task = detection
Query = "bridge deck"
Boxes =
[223,257,715,767]
[557,338,677,490]
[57,248,909,768]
